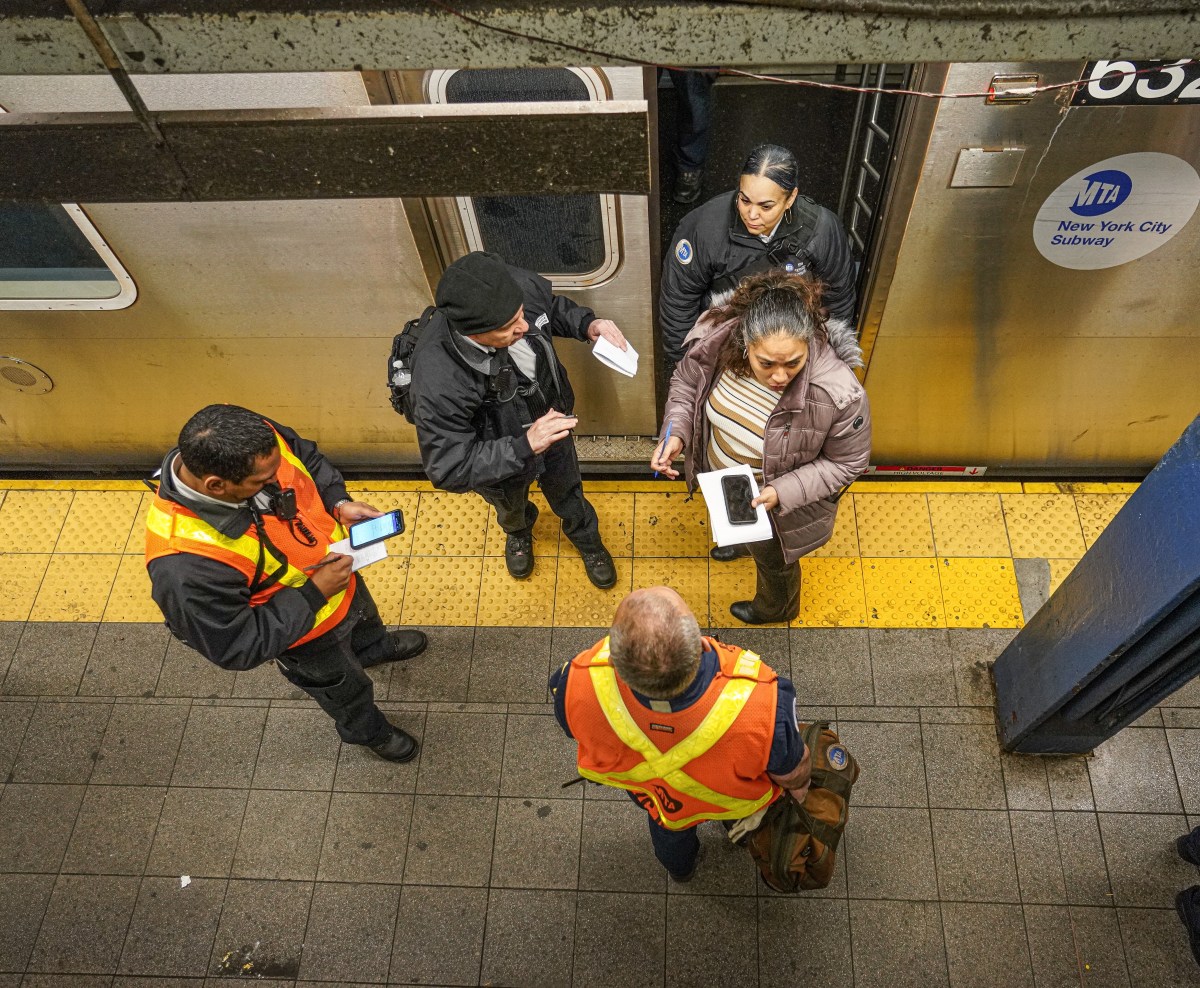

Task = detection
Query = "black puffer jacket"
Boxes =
[410,264,595,493]
[659,191,857,368]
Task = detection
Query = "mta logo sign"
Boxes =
[1070,169,1133,216]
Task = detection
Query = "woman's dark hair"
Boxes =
[711,270,825,379]
[178,404,276,482]
[740,144,799,195]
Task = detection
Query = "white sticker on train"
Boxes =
[1033,152,1200,270]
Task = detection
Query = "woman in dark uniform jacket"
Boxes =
[659,144,858,373]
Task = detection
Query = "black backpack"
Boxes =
[387,305,437,424]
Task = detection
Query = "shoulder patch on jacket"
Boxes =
[675,239,694,265]
[535,313,549,330]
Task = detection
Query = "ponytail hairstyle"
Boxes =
[740,144,799,196]
[711,271,824,379]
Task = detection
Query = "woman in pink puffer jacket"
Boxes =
[651,271,872,624]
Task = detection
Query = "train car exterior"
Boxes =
[1,60,1197,474]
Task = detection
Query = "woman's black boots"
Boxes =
[730,563,800,625]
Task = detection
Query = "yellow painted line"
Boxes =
[581,480,689,493]
[0,480,147,490]
[1024,482,1140,494]
[850,481,1024,493]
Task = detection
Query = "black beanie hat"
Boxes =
[435,251,523,335]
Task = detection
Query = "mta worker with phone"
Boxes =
[145,404,425,762]
[650,271,871,624]
[409,251,626,588]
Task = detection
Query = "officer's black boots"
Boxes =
[505,533,535,579]
[369,725,420,763]
[581,547,617,590]
[361,629,428,668]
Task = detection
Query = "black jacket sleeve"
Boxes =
[658,210,718,371]
[808,210,858,324]
[510,266,595,342]
[262,417,350,513]
[148,553,329,670]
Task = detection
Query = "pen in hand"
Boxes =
[653,422,673,479]
[303,557,337,573]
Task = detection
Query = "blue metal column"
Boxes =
[994,415,1200,753]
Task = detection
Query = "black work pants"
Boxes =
[274,578,392,747]
[479,436,602,553]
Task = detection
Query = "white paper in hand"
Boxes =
[325,537,387,572]
[592,336,638,377]
[696,465,774,547]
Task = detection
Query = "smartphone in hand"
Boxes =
[348,510,405,549]
[721,475,758,525]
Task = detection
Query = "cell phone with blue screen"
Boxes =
[348,510,405,549]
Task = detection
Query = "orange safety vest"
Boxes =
[564,636,782,829]
[144,426,354,648]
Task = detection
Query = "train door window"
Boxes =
[0,202,136,310]
[426,68,620,286]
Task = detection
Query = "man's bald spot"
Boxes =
[612,586,690,629]
[609,585,703,699]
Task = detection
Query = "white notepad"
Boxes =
[324,536,388,572]
[696,465,774,547]
[592,336,639,377]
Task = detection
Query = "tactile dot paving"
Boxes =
[862,557,946,628]
[1047,558,1078,596]
[560,493,633,558]
[410,492,489,556]
[1001,494,1086,558]
[937,557,1023,629]
[360,555,409,624]
[55,491,144,553]
[708,557,788,628]
[852,493,935,557]
[477,557,556,626]
[0,552,51,621]
[348,492,420,555]
[484,492,560,557]
[400,556,482,626]
[124,493,156,553]
[1074,494,1130,550]
[30,553,122,622]
[552,555,632,627]
[794,557,867,628]
[634,493,711,557]
[928,493,1011,557]
[103,555,163,622]
[0,490,74,553]
[632,557,709,625]
[807,500,860,557]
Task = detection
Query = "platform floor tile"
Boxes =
[410,492,489,556]
[553,555,634,626]
[795,557,868,628]
[477,557,557,627]
[54,490,144,554]
[0,490,74,553]
[560,492,633,558]
[807,501,860,557]
[632,557,709,626]
[403,557,483,626]
[1074,493,1130,550]
[853,493,935,557]
[633,492,711,557]
[1001,494,1087,559]
[123,493,156,553]
[103,555,163,623]
[937,557,1023,629]
[0,552,51,621]
[1047,558,1079,596]
[29,553,123,622]
[928,492,1011,557]
[863,557,946,628]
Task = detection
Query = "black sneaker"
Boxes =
[581,547,617,590]
[710,543,750,562]
[1179,827,1200,866]
[668,844,705,883]
[505,533,534,579]
[1176,885,1200,966]
[673,168,703,205]
[367,725,419,763]
[361,629,428,668]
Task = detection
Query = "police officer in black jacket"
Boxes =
[409,251,625,588]
[659,143,858,371]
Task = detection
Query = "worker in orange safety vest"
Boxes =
[145,403,426,761]
[550,585,812,881]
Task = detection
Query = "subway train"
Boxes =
[1,60,1197,475]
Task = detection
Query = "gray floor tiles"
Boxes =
[0,621,1197,986]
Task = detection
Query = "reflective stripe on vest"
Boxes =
[144,429,349,644]
[576,639,778,829]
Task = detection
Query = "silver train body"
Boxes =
[1,63,1196,474]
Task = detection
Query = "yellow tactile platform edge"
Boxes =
[0,480,1137,628]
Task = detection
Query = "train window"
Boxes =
[0,104,135,310]
[427,68,621,286]
[0,203,135,310]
